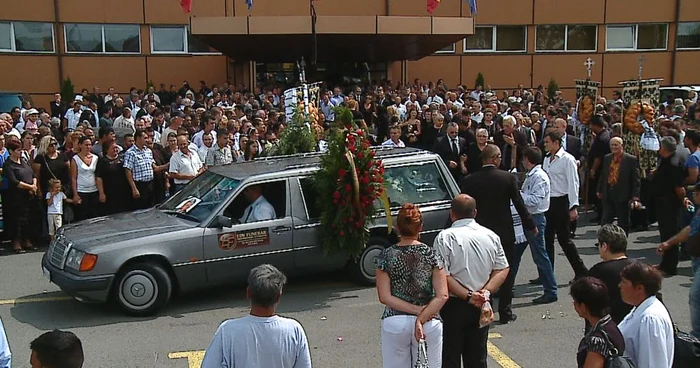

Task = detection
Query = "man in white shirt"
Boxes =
[381,126,405,148]
[64,101,83,131]
[193,114,217,149]
[169,134,204,192]
[434,194,509,368]
[240,185,276,223]
[513,147,558,303]
[618,262,674,368]
[542,131,588,281]
[202,264,312,368]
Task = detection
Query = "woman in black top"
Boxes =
[3,139,39,253]
[422,112,446,152]
[587,224,634,324]
[571,277,625,368]
[95,141,130,215]
[32,136,70,196]
[466,128,489,175]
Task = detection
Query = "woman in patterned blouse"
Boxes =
[375,203,448,368]
[571,277,625,368]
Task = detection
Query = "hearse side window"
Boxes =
[299,178,322,221]
[223,180,287,223]
[381,162,450,208]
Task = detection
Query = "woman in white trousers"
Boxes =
[376,203,449,368]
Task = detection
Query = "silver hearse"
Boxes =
[42,147,459,315]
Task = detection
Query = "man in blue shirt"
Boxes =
[0,318,10,368]
[240,185,276,223]
[658,182,700,338]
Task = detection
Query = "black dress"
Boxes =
[2,158,36,241]
[95,154,130,215]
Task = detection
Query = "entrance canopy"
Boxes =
[189,16,474,62]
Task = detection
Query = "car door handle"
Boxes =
[272,226,291,234]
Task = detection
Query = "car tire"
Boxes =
[352,237,390,285]
[114,262,172,316]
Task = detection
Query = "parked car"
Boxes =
[0,92,26,113]
[660,86,700,103]
[41,147,460,315]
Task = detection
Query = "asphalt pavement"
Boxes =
[0,213,695,368]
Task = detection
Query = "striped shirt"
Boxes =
[520,164,550,215]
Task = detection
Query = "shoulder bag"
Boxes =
[660,301,700,368]
[596,327,636,368]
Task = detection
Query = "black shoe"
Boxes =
[532,295,558,304]
[529,278,542,285]
[499,313,517,325]
[570,232,577,239]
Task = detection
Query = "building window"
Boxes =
[65,24,140,53]
[465,26,527,52]
[677,22,700,49]
[606,24,667,51]
[150,26,218,54]
[0,21,54,53]
[536,25,597,52]
[434,44,455,54]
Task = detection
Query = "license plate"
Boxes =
[42,266,51,282]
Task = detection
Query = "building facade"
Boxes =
[1,0,699,109]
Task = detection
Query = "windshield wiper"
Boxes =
[161,210,201,222]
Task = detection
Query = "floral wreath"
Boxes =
[623,101,654,135]
[314,107,391,257]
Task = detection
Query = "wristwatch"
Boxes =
[467,290,473,301]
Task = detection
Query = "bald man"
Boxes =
[434,194,510,367]
[459,144,535,324]
[596,137,641,234]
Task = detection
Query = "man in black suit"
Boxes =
[434,122,468,181]
[494,115,528,172]
[596,137,641,235]
[460,144,536,324]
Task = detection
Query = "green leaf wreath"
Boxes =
[268,104,317,156]
[314,107,386,258]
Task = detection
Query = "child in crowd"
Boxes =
[46,179,71,240]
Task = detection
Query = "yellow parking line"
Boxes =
[0,296,72,306]
[168,332,520,368]
[168,351,204,368]
[487,332,522,368]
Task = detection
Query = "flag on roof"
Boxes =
[468,0,478,15]
[181,0,192,13]
[246,0,253,10]
[427,0,441,13]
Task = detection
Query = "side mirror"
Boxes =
[216,215,233,228]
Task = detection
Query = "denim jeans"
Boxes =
[691,256,700,338]
[512,213,558,297]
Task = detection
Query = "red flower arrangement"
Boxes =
[314,107,386,257]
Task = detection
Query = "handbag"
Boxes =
[597,328,636,368]
[660,302,700,368]
[414,338,430,368]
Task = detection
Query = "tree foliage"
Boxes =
[547,78,559,102]
[268,105,317,156]
[60,78,75,103]
[474,72,485,90]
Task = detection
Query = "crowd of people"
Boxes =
[1,78,699,368]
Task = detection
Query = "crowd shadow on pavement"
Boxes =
[10,271,370,330]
